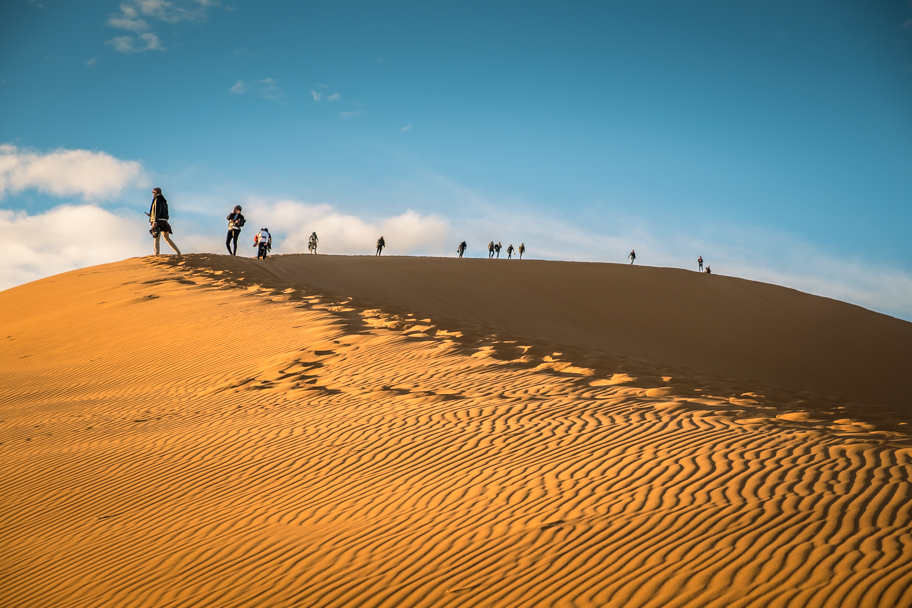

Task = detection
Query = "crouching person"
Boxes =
[254,228,272,259]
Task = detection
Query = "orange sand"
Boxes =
[2,254,911,608]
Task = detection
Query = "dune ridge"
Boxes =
[2,255,911,607]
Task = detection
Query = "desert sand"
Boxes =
[2,253,912,608]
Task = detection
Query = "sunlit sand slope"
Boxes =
[1,255,911,608]
[253,254,912,409]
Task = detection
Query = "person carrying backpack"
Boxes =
[226,205,245,255]
[628,249,636,264]
[146,187,181,255]
[494,241,502,258]
[488,241,495,259]
[376,236,385,256]
[254,228,272,259]
[457,241,467,258]
[308,232,319,254]
[518,243,525,259]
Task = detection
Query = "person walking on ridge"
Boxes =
[507,244,514,259]
[494,242,502,258]
[488,241,495,259]
[308,232,319,254]
[698,256,703,272]
[376,236,385,256]
[628,249,636,264]
[457,241,467,258]
[518,243,525,259]
[226,205,245,255]
[146,187,181,256]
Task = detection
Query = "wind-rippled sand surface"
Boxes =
[2,255,912,608]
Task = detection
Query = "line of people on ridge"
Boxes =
[148,188,709,272]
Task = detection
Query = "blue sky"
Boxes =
[2,0,912,318]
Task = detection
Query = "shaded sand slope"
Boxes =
[1,256,912,608]
[252,255,912,409]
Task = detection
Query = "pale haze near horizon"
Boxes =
[1,0,911,320]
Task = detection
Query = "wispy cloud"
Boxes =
[85,57,99,66]
[106,33,162,54]
[106,0,221,54]
[0,144,146,201]
[402,124,413,132]
[229,78,285,101]
[326,93,340,101]
[311,90,322,102]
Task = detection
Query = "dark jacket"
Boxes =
[149,195,169,222]
[227,212,245,230]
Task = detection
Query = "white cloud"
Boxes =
[106,1,221,55]
[402,124,413,132]
[326,93,340,101]
[311,90,322,102]
[242,199,451,256]
[339,110,365,119]
[231,79,284,101]
[0,144,147,201]
[106,33,162,53]
[85,57,99,66]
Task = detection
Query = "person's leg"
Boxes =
[232,231,239,255]
[226,231,233,254]
[154,233,161,255]
[163,232,181,255]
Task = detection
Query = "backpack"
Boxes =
[237,215,246,227]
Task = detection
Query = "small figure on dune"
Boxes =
[146,187,181,256]
[628,249,636,264]
[705,266,712,274]
[308,232,319,254]
[488,241,495,259]
[494,241,502,258]
[698,256,703,272]
[507,244,514,259]
[254,228,272,260]
[457,241,467,258]
[226,205,245,255]
[376,236,385,256]
[518,243,525,259]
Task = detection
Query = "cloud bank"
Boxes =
[106,0,221,54]
[0,144,146,201]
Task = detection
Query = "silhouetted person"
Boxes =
[705,266,712,274]
[254,228,272,259]
[518,243,525,259]
[457,241,467,258]
[698,256,703,272]
[308,232,319,254]
[628,249,636,264]
[494,241,502,258]
[376,236,385,255]
[507,244,514,259]
[226,205,245,255]
[488,241,495,259]
[146,187,181,255]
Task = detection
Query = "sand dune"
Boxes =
[2,254,912,608]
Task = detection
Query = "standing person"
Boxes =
[518,243,525,259]
[225,205,245,255]
[308,232,319,254]
[698,256,703,272]
[507,244,514,259]
[376,236,385,256]
[628,249,636,264]
[457,241,467,258]
[146,187,181,255]
[254,228,272,259]
[488,241,495,259]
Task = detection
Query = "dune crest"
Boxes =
[1,255,911,607]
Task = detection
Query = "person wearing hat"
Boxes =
[226,205,245,255]
[146,187,181,255]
